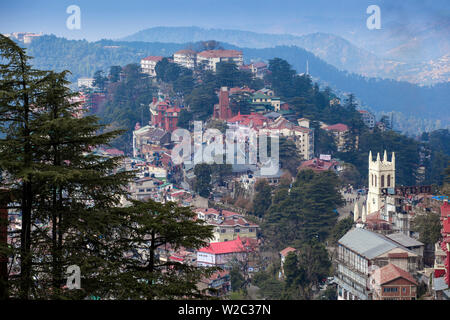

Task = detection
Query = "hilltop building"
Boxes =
[197,50,243,72]
[335,228,421,300]
[173,49,197,69]
[140,56,163,77]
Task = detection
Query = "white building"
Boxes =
[140,56,163,77]
[173,49,197,69]
[77,77,95,89]
[197,50,243,72]
[358,110,375,129]
[367,150,396,215]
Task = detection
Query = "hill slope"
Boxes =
[120,26,450,85]
[23,35,450,131]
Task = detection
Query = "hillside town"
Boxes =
[52,47,450,300]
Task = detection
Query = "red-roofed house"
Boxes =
[197,237,248,268]
[194,208,259,242]
[227,112,268,129]
[370,263,418,300]
[140,56,163,77]
[149,97,181,131]
[324,123,350,151]
[298,158,340,173]
[279,247,297,279]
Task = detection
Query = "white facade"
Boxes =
[174,50,196,69]
[197,50,243,72]
[140,56,163,77]
[77,77,95,89]
[367,150,396,215]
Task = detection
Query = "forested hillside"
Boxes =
[22,35,449,131]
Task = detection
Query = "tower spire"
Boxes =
[383,150,387,162]
[362,204,367,223]
[376,152,380,162]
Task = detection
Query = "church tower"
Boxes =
[367,150,395,215]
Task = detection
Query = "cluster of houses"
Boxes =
[70,48,410,298]
[334,151,449,300]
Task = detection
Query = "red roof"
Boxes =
[325,123,349,132]
[280,247,296,257]
[443,218,450,235]
[174,49,196,55]
[441,202,450,219]
[299,158,338,172]
[142,56,163,62]
[104,148,124,156]
[378,263,417,285]
[197,49,242,58]
[198,237,246,255]
[388,252,409,259]
[168,255,184,262]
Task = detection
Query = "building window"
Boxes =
[387,175,391,187]
[381,175,384,188]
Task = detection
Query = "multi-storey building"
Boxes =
[77,77,95,89]
[173,49,197,69]
[323,123,350,152]
[335,228,420,300]
[140,56,163,77]
[358,110,375,129]
[259,117,314,160]
[197,50,243,72]
[194,208,259,242]
[369,263,418,300]
[197,237,248,269]
[149,97,180,132]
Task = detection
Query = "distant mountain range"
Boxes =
[121,26,450,85]
[21,35,449,133]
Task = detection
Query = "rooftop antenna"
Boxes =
[306,60,309,75]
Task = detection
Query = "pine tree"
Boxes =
[0,36,132,298]
[102,199,217,299]
[0,34,50,299]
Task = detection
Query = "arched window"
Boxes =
[371,174,374,186]
[375,175,377,187]
[381,175,385,188]
[387,175,391,187]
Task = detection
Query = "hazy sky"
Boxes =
[1,0,448,41]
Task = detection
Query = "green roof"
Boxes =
[252,92,271,99]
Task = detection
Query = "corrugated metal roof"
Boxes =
[386,232,424,248]
[338,228,398,259]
